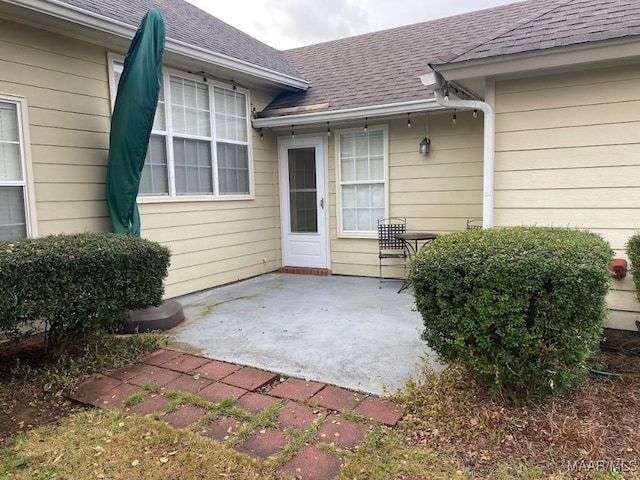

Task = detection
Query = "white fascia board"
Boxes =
[6,0,310,91]
[253,99,442,128]
[432,37,640,81]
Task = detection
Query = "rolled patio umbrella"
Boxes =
[106,8,165,236]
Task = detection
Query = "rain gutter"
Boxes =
[420,71,494,229]
[5,0,310,91]
[252,99,442,128]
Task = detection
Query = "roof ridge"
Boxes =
[434,0,573,64]
[283,0,539,53]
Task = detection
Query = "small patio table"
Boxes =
[394,231,438,256]
[393,231,438,292]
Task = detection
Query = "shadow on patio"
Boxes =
[168,273,446,395]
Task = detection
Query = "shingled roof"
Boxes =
[261,0,640,117]
[57,0,304,80]
[451,0,640,63]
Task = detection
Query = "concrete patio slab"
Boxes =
[170,273,446,395]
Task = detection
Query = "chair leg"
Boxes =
[379,257,382,289]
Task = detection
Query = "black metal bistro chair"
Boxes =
[378,218,408,288]
[466,218,483,230]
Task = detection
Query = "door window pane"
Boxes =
[288,148,317,233]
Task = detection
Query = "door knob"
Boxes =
[320,198,324,209]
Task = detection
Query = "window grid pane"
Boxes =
[174,138,213,195]
[214,87,247,142]
[217,143,249,195]
[113,62,252,199]
[0,100,27,240]
[139,135,169,195]
[0,102,22,181]
[0,186,26,241]
[339,129,385,233]
[170,76,211,137]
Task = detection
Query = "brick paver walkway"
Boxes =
[68,349,405,480]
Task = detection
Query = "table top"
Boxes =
[394,232,438,241]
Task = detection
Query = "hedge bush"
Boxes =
[0,233,170,354]
[626,234,640,302]
[409,226,613,404]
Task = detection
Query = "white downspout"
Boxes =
[420,73,494,229]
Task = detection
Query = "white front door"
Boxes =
[278,136,328,269]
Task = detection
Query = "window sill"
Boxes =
[137,194,255,204]
[336,232,377,240]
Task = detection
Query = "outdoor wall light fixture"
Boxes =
[419,137,430,155]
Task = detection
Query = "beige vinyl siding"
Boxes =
[493,63,640,329]
[141,90,281,297]
[0,19,113,235]
[1,17,282,298]
[328,112,483,277]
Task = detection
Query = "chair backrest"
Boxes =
[466,218,482,230]
[378,218,406,250]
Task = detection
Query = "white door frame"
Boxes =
[278,134,329,269]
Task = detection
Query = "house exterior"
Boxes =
[0,0,639,329]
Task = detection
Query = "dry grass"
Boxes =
[1,408,276,480]
[395,348,640,479]
[3,333,640,479]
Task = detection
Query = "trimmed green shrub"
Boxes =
[626,234,640,302]
[409,226,613,404]
[0,233,170,354]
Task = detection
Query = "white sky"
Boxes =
[185,0,523,50]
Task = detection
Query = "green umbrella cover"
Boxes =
[106,8,165,236]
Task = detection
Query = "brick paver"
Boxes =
[94,382,142,408]
[277,401,327,430]
[194,360,242,381]
[201,416,244,442]
[139,349,183,366]
[221,367,278,391]
[268,377,325,401]
[68,348,407,480]
[310,385,365,411]
[234,428,289,459]
[71,374,122,405]
[126,364,182,389]
[199,382,247,403]
[162,404,208,429]
[317,414,371,449]
[354,396,404,427]
[278,444,343,480]
[161,373,213,394]
[125,393,170,416]
[235,392,280,414]
[161,353,211,373]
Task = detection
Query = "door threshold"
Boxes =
[278,267,331,276]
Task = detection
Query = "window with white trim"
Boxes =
[112,61,250,197]
[337,128,386,234]
[0,100,30,240]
